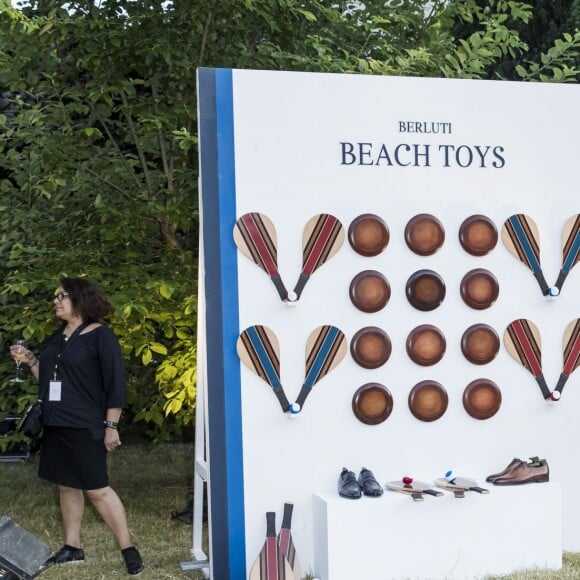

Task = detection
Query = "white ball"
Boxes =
[548,286,560,297]
[286,291,298,303]
[550,391,561,401]
[289,403,301,415]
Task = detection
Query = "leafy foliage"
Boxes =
[1,0,579,444]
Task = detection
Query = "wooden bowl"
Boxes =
[348,214,390,257]
[352,383,393,425]
[461,324,500,365]
[463,379,502,420]
[459,215,498,256]
[406,324,446,366]
[404,214,445,256]
[460,268,499,310]
[350,327,392,369]
[349,270,391,313]
[408,380,448,422]
[405,269,446,311]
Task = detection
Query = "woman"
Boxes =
[10,277,144,576]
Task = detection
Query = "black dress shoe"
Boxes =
[358,467,384,497]
[45,545,85,566]
[338,468,362,499]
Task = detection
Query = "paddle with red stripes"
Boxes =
[291,214,344,301]
[553,214,580,295]
[553,319,580,399]
[503,319,551,400]
[237,325,291,413]
[501,214,551,296]
[249,512,293,580]
[277,503,301,580]
[293,325,347,412]
[234,212,289,301]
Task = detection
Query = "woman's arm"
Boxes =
[9,345,39,382]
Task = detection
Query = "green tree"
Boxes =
[1,0,579,444]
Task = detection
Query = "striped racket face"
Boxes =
[501,214,542,272]
[304,325,347,387]
[301,214,345,275]
[563,319,580,376]
[562,214,580,270]
[504,319,543,377]
[234,212,279,276]
[237,325,281,388]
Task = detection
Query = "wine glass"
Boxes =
[10,339,27,382]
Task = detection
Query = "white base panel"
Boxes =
[313,483,561,580]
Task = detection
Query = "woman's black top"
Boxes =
[38,325,127,428]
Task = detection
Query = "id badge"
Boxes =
[49,381,62,401]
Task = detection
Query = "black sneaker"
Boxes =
[122,547,144,576]
[45,545,85,566]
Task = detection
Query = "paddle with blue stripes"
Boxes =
[553,319,580,400]
[234,212,290,301]
[554,214,580,295]
[293,325,347,412]
[237,325,291,413]
[501,214,550,296]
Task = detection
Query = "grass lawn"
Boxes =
[2,441,580,579]
[0,441,206,579]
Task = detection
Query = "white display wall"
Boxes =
[197,69,579,579]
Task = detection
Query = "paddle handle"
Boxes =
[554,372,569,395]
[294,385,311,409]
[273,387,291,413]
[554,269,568,292]
[535,374,552,400]
[270,274,289,301]
[292,273,310,300]
[533,271,550,296]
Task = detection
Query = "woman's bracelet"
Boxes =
[29,358,38,369]
[103,420,119,429]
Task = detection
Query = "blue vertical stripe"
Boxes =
[198,67,245,579]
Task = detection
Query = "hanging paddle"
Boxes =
[237,326,291,413]
[233,213,289,301]
[553,214,580,295]
[503,319,551,400]
[293,325,347,412]
[553,319,580,400]
[501,214,550,296]
[291,214,344,301]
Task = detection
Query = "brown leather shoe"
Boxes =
[486,456,544,483]
[492,461,549,485]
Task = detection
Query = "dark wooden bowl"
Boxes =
[461,324,500,364]
[405,269,446,311]
[352,383,394,425]
[404,213,445,256]
[459,214,498,256]
[463,379,502,420]
[408,380,448,422]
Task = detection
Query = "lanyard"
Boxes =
[52,322,90,381]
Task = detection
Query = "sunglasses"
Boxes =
[54,292,70,302]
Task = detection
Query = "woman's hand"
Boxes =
[9,344,36,367]
[104,427,122,452]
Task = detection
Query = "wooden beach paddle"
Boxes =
[237,326,291,413]
[553,319,580,399]
[234,212,289,301]
[386,477,443,502]
[501,214,550,296]
[293,325,347,412]
[554,214,580,294]
[277,503,301,580]
[249,512,293,580]
[291,214,344,301]
[435,476,490,499]
[503,319,551,400]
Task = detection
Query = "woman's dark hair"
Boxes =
[60,277,113,323]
